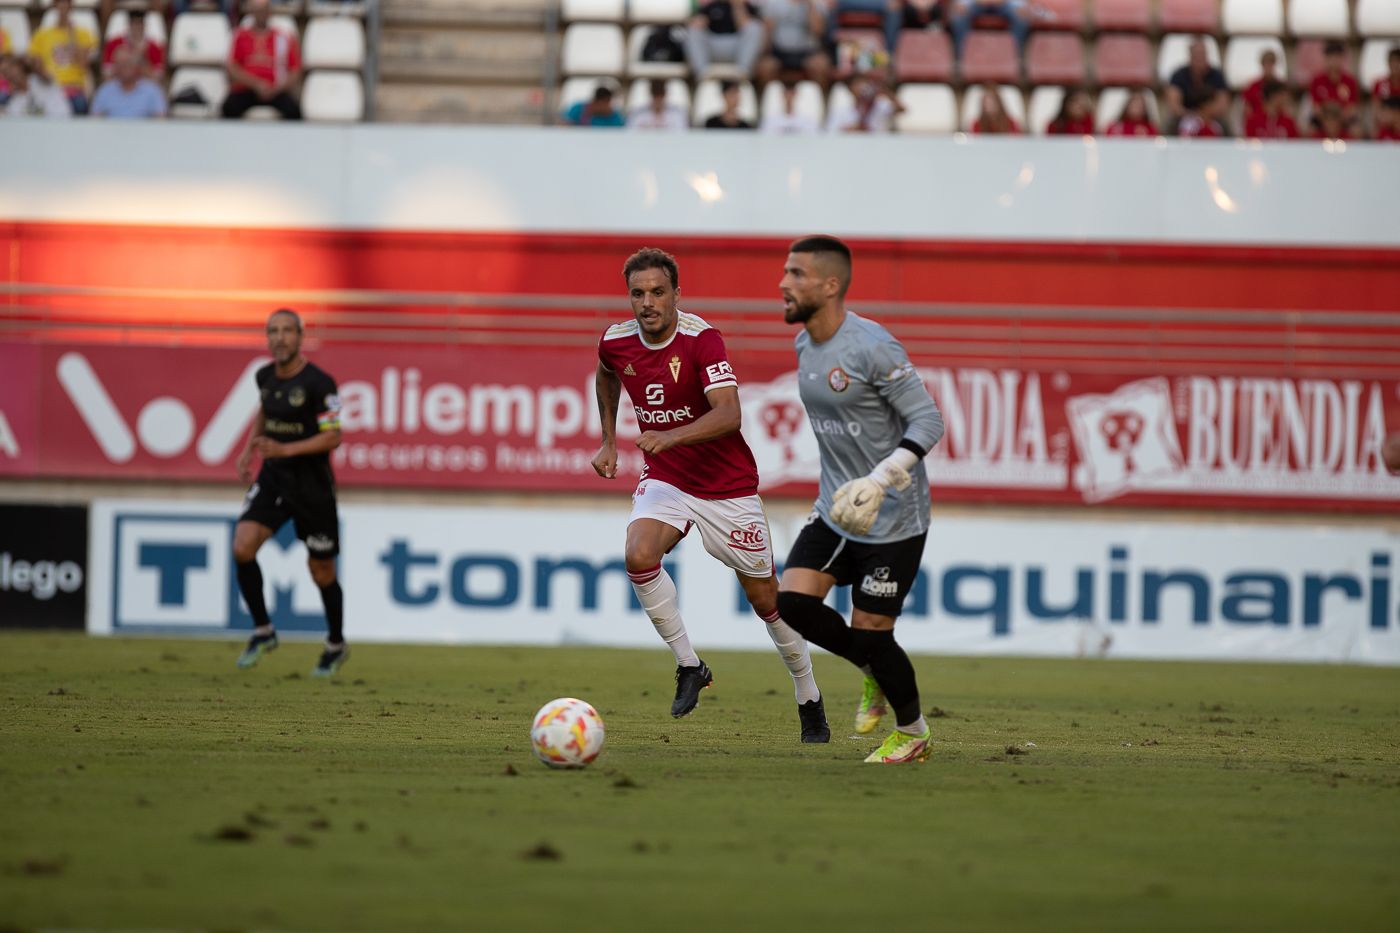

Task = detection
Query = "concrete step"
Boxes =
[377,27,551,84]
[374,83,550,125]
[380,0,552,29]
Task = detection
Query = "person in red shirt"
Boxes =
[101,14,164,81]
[1309,40,1360,127]
[1105,89,1159,137]
[1370,47,1399,129]
[971,83,1019,134]
[1311,101,1352,141]
[1244,81,1298,140]
[591,247,830,743]
[1046,88,1094,135]
[1374,97,1400,141]
[221,0,301,120]
[1241,48,1280,124]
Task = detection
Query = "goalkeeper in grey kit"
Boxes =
[774,236,946,764]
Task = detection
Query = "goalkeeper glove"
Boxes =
[829,448,919,536]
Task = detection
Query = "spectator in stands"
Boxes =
[1,54,73,117]
[755,0,832,88]
[1243,80,1297,140]
[1308,40,1359,128]
[1310,101,1351,141]
[173,0,235,25]
[949,1,1033,56]
[222,0,301,120]
[102,13,165,81]
[687,1,766,78]
[1374,97,1400,142]
[1241,48,1280,125]
[564,85,624,127]
[1105,90,1158,137]
[1045,89,1093,135]
[760,79,821,132]
[91,46,166,118]
[29,0,97,114]
[970,82,1018,133]
[1165,37,1226,136]
[900,0,946,32]
[826,71,901,132]
[1369,47,1399,130]
[705,79,755,128]
[628,78,688,130]
[834,2,902,55]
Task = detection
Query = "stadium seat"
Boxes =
[1224,36,1286,89]
[691,77,758,126]
[1355,0,1400,38]
[625,76,690,116]
[1026,84,1065,135]
[626,24,689,79]
[1158,0,1218,34]
[1287,0,1348,37]
[303,17,365,70]
[558,75,621,116]
[0,8,29,55]
[561,0,625,22]
[960,83,1026,131]
[894,28,954,83]
[38,6,98,35]
[1026,32,1086,85]
[40,0,98,7]
[306,0,365,16]
[1095,85,1161,130]
[168,65,227,118]
[630,0,693,23]
[1032,0,1086,32]
[302,70,364,121]
[960,30,1019,83]
[105,11,168,46]
[1359,39,1397,89]
[561,23,625,76]
[239,13,299,39]
[1222,0,1284,36]
[169,12,231,68]
[1092,0,1151,33]
[827,81,854,126]
[1093,34,1153,86]
[832,28,886,80]
[893,83,957,133]
[759,78,824,125]
[0,0,33,7]
[1157,33,1221,85]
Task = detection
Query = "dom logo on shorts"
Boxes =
[860,566,899,598]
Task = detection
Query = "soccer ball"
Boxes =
[530,697,605,769]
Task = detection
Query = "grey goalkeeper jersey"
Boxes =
[796,312,945,544]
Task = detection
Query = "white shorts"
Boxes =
[628,479,775,578]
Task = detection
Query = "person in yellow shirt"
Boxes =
[29,0,97,114]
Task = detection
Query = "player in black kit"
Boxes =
[232,309,348,676]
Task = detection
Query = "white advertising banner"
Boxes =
[89,499,1400,664]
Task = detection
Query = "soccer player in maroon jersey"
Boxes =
[591,248,830,742]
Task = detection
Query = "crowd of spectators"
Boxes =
[0,0,320,121]
[562,1,1400,142]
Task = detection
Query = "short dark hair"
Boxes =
[648,78,667,97]
[789,235,853,297]
[1261,80,1287,100]
[268,308,303,333]
[1384,96,1400,112]
[1324,40,1345,56]
[1389,46,1400,63]
[719,79,738,94]
[623,248,679,289]
[591,85,613,103]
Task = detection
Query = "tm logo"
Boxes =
[58,352,265,463]
[112,513,325,630]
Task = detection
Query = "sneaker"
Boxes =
[798,696,831,744]
[670,659,713,717]
[854,675,887,735]
[863,727,933,764]
[236,631,278,669]
[312,645,349,678]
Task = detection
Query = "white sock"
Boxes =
[254,624,274,637]
[897,715,928,737]
[628,565,699,667]
[759,608,820,704]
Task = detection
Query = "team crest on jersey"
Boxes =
[828,367,850,392]
[669,355,682,382]
[288,386,306,407]
[623,363,636,376]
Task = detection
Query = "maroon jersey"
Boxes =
[598,311,759,499]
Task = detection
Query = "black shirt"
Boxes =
[1170,64,1227,111]
[256,360,340,492]
[700,1,760,34]
[705,114,754,129]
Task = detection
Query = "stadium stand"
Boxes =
[1288,0,1349,38]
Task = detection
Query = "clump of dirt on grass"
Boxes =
[613,775,639,789]
[213,825,253,842]
[522,842,562,861]
[1004,745,1028,756]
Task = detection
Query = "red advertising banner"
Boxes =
[6,341,1399,512]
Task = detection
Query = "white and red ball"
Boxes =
[530,697,605,769]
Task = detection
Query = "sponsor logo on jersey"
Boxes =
[706,361,734,384]
[859,566,898,598]
[634,405,693,425]
[828,368,849,392]
[645,384,665,406]
[669,355,682,383]
[727,522,768,553]
[265,419,307,436]
[289,386,306,407]
[623,364,636,376]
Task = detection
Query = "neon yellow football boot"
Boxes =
[854,675,888,735]
[863,727,932,764]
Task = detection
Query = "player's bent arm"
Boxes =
[271,429,341,459]
[657,384,743,447]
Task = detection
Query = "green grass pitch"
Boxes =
[2,631,1398,933]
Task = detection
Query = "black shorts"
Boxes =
[238,470,340,558]
[785,514,926,618]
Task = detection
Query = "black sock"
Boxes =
[319,581,344,645]
[235,560,271,629]
[850,629,921,727]
[776,591,863,667]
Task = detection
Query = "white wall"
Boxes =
[1,122,1395,246]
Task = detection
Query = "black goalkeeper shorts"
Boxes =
[238,471,340,559]
[784,513,927,618]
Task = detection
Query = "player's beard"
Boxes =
[783,297,820,325]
